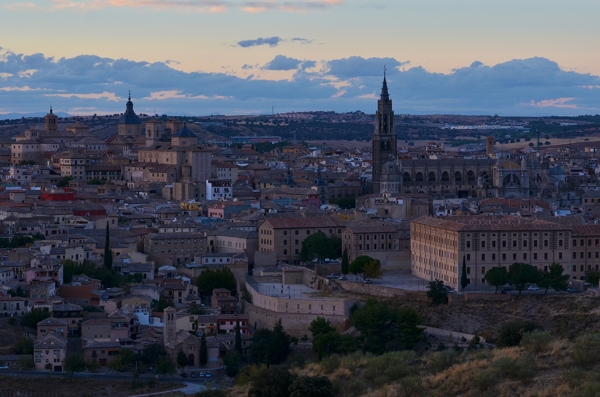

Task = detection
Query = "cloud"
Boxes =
[1,49,599,116]
[291,37,313,44]
[237,36,282,48]
[264,55,303,70]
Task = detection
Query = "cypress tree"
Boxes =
[341,248,349,275]
[103,222,113,270]
[461,255,468,291]
[199,333,208,366]
[235,319,242,354]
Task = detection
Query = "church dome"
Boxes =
[118,92,141,125]
[173,122,197,138]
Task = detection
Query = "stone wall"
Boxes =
[245,301,349,338]
[254,250,277,267]
[334,279,409,298]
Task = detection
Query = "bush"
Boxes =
[520,330,553,353]
[575,382,600,397]
[320,354,341,374]
[426,350,460,374]
[573,333,600,367]
[493,355,535,383]
[397,376,422,397]
[289,376,334,397]
[362,351,417,388]
[472,369,498,392]
[496,321,542,347]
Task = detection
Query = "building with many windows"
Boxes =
[410,216,572,290]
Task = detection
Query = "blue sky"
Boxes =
[1,0,600,116]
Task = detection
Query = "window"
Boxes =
[502,241,506,248]
[544,240,548,247]
[481,241,486,248]
[513,241,517,248]
[502,253,506,260]
[573,252,577,259]
[466,254,471,261]
[283,231,287,235]
[513,253,517,260]
[492,241,496,248]
[466,241,471,248]
[466,267,470,274]
[534,253,538,260]
[573,240,577,247]
[523,253,527,260]
[492,254,496,260]
[544,253,548,260]
[481,254,485,261]
[559,252,563,259]
[523,240,527,247]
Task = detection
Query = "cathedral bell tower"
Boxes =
[372,71,397,194]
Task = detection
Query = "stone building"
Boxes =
[341,221,411,270]
[257,216,347,265]
[163,306,201,367]
[570,225,600,280]
[117,92,142,136]
[410,215,572,290]
[371,72,397,194]
[34,333,67,372]
[143,232,208,266]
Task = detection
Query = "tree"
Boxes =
[14,336,34,355]
[508,262,539,295]
[120,347,136,367]
[224,351,242,377]
[153,297,169,312]
[351,299,423,354]
[364,259,383,280]
[484,266,509,293]
[312,331,357,360]
[196,267,236,297]
[497,320,542,347]
[108,356,124,372]
[199,333,208,366]
[309,317,335,338]
[349,255,374,280]
[250,320,296,365]
[139,343,167,367]
[18,356,35,369]
[21,307,51,328]
[585,269,600,286]
[289,376,335,397]
[248,366,297,397]
[341,248,349,275]
[299,232,340,262]
[57,175,74,187]
[426,279,448,305]
[155,355,176,376]
[235,319,242,354]
[177,350,188,369]
[461,255,468,291]
[103,222,113,270]
[537,263,569,294]
[64,354,87,376]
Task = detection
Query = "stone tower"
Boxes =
[486,136,495,157]
[44,107,58,132]
[163,306,176,345]
[372,72,397,194]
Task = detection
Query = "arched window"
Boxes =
[403,172,411,182]
[415,172,424,182]
[467,170,476,183]
[428,172,436,182]
[441,171,450,182]
[454,171,462,183]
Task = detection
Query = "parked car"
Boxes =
[338,275,347,281]
[327,273,340,279]
[444,286,455,293]
[205,371,212,378]
[191,371,198,379]
[567,286,579,293]
[500,286,512,294]
[181,372,188,378]
[527,286,539,291]
[363,279,373,284]
[199,372,205,378]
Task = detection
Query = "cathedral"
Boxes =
[371,75,547,199]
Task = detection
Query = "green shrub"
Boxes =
[562,368,585,388]
[520,330,553,353]
[493,354,535,383]
[575,382,600,397]
[496,321,542,347]
[346,378,366,397]
[320,354,341,374]
[426,350,460,374]
[397,376,422,397]
[472,369,498,392]
[362,351,417,387]
[573,333,600,367]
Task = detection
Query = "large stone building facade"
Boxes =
[410,216,572,290]
[369,76,547,199]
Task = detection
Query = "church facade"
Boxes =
[371,75,546,199]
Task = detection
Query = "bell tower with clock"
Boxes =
[372,70,397,194]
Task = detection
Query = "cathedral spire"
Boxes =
[380,67,389,101]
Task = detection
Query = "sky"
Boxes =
[1,0,600,117]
